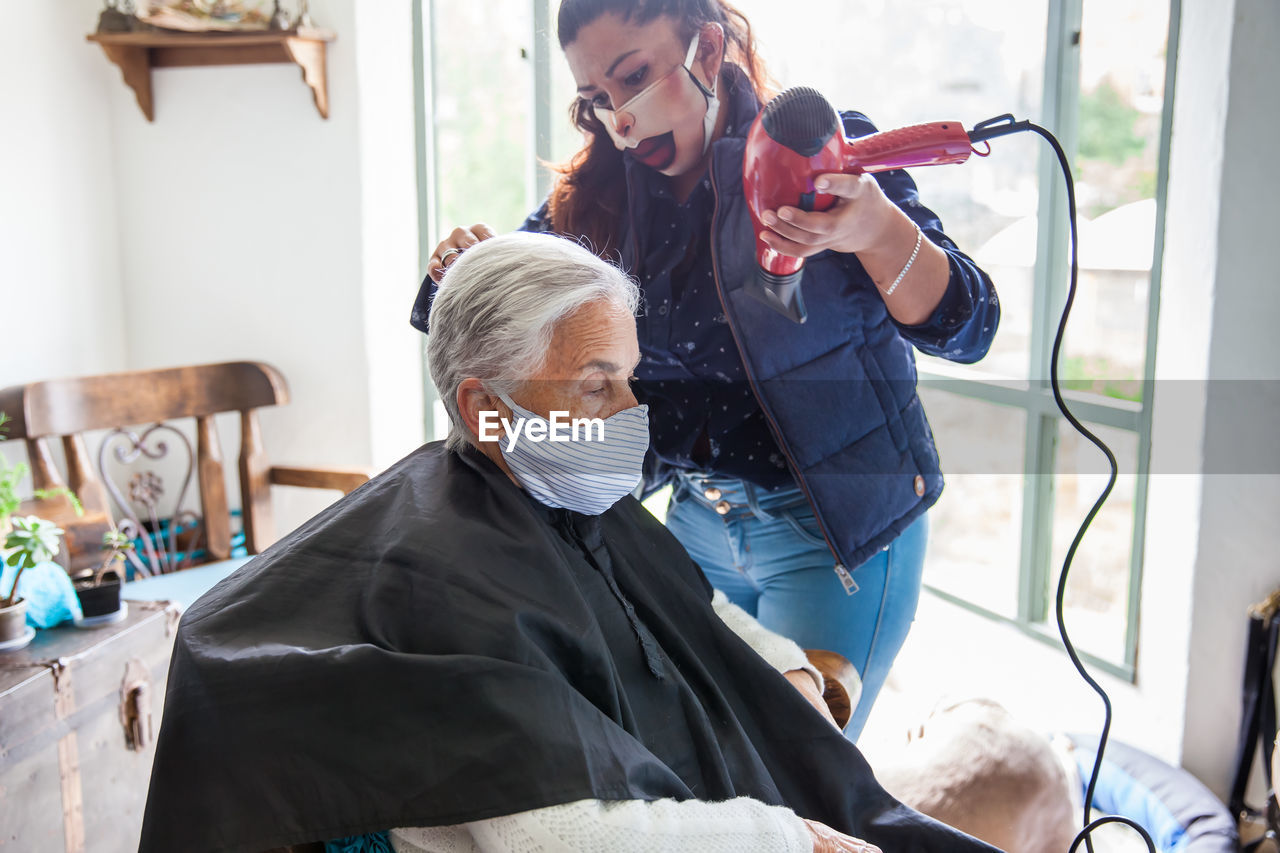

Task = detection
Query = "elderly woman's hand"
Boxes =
[804,819,883,853]
[784,668,840,729]
[427,223,498,283]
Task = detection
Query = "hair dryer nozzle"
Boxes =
[759,87,840,157]
[745,266,808,324]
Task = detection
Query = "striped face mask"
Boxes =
[497,394,650,516]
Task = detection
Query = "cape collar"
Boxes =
[457,442,604,537]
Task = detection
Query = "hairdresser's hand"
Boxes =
[762,172,951,324]
[785,668,839,729]
[804,819,882,853]
[427,223,498,283]
[758,172,900,258]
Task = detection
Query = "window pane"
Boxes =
[918,386,1026,617]
[1061,0,1169,403]
[1049,420,1140,663]
[431,1,534,233]
[735,0,1048,382]
[549,31,583,167]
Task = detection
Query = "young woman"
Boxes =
[419,0,1000,739]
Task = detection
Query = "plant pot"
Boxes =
[0,597,29,646]
[75,572,123,619]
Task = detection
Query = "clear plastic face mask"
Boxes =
[589,35,712,151]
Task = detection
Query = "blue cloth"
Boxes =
[122,557,251,606]
[0,560,82,627]
[124,513,249,578]
[1070,734,1239,853]
[324,832,393,853]
[1076,748,1188,851]
[665,472,927,741]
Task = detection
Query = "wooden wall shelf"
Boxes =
[87,29,336,121]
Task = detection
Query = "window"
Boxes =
[727,0,1175,675]
[415,0,1177,675]
[420,1,536,236]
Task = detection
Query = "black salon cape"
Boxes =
[140,442,997,853]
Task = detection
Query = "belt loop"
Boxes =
[742,482,775,523]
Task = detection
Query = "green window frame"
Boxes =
[919,0,1180,681]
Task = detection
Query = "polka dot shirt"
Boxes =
[630,169,792,490]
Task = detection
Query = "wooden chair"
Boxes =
[806,649,861,730]
[0,361,370,576]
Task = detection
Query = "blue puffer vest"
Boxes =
[619,102,999,572]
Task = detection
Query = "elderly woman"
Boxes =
[140,233,996,853]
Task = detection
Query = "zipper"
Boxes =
[705,153,855,595]
[834,563,859,595]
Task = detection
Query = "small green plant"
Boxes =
[3,516,66,608]
[93,527,135,587]
[0,412,85,609]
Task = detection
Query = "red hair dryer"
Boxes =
[743,87,975,322]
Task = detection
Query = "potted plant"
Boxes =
[0,589,28,647]
[1,515,66,646]
[75,528,133,619]
[0,412,85,644]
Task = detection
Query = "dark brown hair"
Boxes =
[548,0,773,255]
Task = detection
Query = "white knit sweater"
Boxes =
[390,797,812,853]
[388,590,830,853]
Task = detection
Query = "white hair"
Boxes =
[426,232,641,450]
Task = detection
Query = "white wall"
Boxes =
[0,0,126,386]
[1172,0,1280,798]
[2,0,423,535]
[1135,0,1233,776]
[353,0,427,466]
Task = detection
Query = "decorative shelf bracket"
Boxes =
[280,36,329,119]
[87,29,336,121]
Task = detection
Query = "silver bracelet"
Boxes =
[883,224,923,297]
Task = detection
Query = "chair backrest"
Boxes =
[0,361,289,575]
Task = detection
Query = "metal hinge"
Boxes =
[48,656,76,720]
[119,658,153,752]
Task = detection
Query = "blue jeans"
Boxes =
[664,472,928,740]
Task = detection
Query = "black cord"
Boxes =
[970,116,1151,853]
[1068,816,1158,853]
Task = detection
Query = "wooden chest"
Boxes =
[0,602,179,852]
